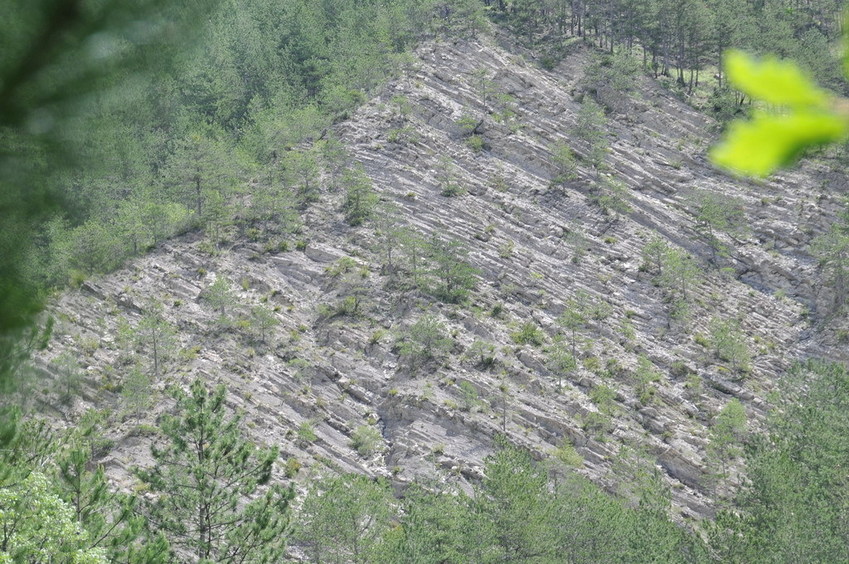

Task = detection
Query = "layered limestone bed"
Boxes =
[34,35,842,522]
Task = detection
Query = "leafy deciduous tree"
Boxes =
[0,472,108,563]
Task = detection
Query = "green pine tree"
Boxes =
[135,302,176,378]
[342,165,379,226]
[136,380,292,563]
[297,474,396,564]
[56,424,169,563]
[427,237,479,303]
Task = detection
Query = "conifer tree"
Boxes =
[378,482,473,563]
[283,146,321,207]
[558,291,590,358]
[574,97,608,173]
[136,380,292,563]
[204,276,237,325]
[399,229,429,288]
[550,141,579,185]
[811,225,849,312]
[250,304,278,345]
[373,203,406,277]
[708,360,849,561]
[56,424,170,563]
[397,314,453,370]
[475,442,556,562]
[342,165,379,226]
[52,351,84,405]
[162,128,238,220]
[135,302,176,378]
[693,190,746,262]
[547,340,577,390]
[657,248,699,323]
[707,398,747,485]
[122,365,153,418]
[427,237,479,303]
[297,474,396,564]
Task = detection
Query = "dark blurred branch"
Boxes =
[0,0,83,125]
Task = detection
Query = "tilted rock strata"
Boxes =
[36,36,841,522]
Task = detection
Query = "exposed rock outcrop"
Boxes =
[34,35,844,522]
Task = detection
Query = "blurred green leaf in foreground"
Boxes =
[0,1,215,391]
[711,49,849,177]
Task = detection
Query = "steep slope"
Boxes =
[34,35,841,523]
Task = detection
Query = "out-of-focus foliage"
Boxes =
[711,50,849,176]
[724,50,832,108]
[0,0,216,391]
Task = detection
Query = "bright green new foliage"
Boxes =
[712,110,847,177]
[712,49,849,176]
[0,472,108,563]
[724,50,831,108]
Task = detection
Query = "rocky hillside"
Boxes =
[33,34,844,523]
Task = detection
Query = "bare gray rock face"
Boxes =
[34,35,845,522]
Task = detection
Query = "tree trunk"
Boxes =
[194,173,202,216]
[152,333,159,377]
